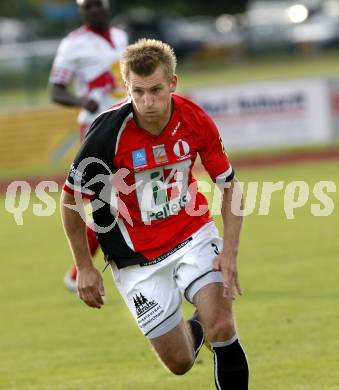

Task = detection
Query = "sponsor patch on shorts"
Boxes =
[133,293,164,331]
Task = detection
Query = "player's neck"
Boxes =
[85,24,110,34]
[135,115,171,136]
[133,104,173,136]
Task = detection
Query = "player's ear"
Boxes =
[169,74,177,93]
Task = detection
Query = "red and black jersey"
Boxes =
[63,94,234,268]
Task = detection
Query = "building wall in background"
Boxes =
[189,77,339,150]
[0,106,79,170]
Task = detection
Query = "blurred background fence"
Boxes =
[1,0,339,177]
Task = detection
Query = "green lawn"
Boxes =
[0,159,338,389]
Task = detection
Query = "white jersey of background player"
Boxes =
[49,0,128,136]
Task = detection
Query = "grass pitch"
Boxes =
[0,159,338,389]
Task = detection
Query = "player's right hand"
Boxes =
[213,252,242,300]
[77,265,105,309]
[81,97,99,113]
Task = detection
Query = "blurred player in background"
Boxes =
[49,0,128,292]
[61,39,249,389]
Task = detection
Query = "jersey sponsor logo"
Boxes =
[149,194,188,220]
[173,139,190,158]
[152,144,168,164]
[150,170,168,206]
[132,148,147,168]
[149,195,188,221]
[134,160,191,222]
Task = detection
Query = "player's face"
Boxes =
[79,0,110,31]
[126,66,177,130]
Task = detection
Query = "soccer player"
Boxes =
[49,0,128,292]
[60,39,249,388]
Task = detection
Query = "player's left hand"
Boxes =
[213,252,242,299]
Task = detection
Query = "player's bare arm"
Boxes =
[213,177,243,299]
[50,83,99,113]
[60,191,105,308]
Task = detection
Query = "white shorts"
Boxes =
[110,222,223,339]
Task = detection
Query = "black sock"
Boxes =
[212,337,249,389]
[188,319,204,358]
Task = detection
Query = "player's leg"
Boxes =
[110,255,204,376]
[194,282,249,389]
[175,222,249,388]
[149,319,196,375]
[194,282,235,341]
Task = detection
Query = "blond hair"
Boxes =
[120,38,177,82]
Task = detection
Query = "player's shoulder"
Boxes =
[102,98,133,121]
[86,99,133,140]
[65,26,88,41]
[110,26,128,38]
[58,26,88,50]
[110,26,128,46]
[173,94,211,123]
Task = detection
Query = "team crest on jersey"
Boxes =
[132,148,147,168]
[173,139,190,159]
[152,144,168,164]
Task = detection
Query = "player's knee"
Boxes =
[167,360,193,375]
[205,316,235,342]
[165,353,194,375]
